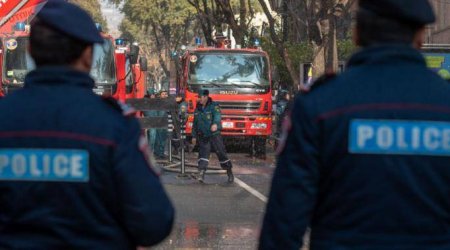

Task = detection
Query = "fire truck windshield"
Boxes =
[188,53,269,87]
[4,37,35,84]
[90,39,116,85]
[3,37,116,85]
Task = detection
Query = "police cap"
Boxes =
[198,89,209,97]
[37,0,103,44]
[359,0,435,25]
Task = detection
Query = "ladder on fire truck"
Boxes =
[0,0,47,30]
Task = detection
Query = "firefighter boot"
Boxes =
[198,170,205,183]
[227,168,234,183]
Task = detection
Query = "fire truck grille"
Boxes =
[235,122,246,128]
[217,101,261,110]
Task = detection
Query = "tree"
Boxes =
[258,0,355,91]
[257,0,299,89]
[306,0,355,76]
[112,0,196,78]
[185,0,220,46]
[112,0,355,92]
[186,0,262,46]
[69,0,108,31]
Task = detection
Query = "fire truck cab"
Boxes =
[176,42,272,156]
[0,24,117,96]
[0,0,118,97]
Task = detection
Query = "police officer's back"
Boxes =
[260,0,450,249]
[0,1,174,248]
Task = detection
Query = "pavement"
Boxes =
[152,150,276,250]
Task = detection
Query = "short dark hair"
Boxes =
[30,18,90,66]
[356,9,423,47]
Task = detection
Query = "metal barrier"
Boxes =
[127,97,225,177]
[167,112,174,163]
[180,117,186,175]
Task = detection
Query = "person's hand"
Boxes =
[211,124,218,132]
[191,138,197,145]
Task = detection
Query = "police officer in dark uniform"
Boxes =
[0,1,174,248]
[192,89,234,183]
[154,89,169,159]
[274,89,290,141]
[260,0,450,249]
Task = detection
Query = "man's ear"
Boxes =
[412,27,426,50]
[80,46,93,72]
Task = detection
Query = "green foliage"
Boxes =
[112,0,355,87]
[262,38,313,86]
[286,42,314,67]
[119,18,141,42]
[229,0,262,13]
[263,37,357,85]
[338,39,357,61]
[69,0,108,32]
[118,0,196,53]
[120,0,195,33]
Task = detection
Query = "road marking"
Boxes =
[234,177,268,203]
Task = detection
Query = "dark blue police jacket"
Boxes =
[260,45,450,249]
[0,67,174,249]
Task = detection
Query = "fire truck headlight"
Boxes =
[251,123,267,129]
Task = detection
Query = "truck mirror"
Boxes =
[129,44,140,64]
[139,57,148,71]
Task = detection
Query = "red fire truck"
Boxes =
[0,0,117,98]
[0,0,46,96]
[176,43,273,156]
[113,40,147,102]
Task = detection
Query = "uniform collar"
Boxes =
[199,97,213,110]
[347,44,426,68]
[24,66,95,89]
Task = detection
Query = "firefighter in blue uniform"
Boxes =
[0,1,174,249]
[260,0,450,249]
[192,89,234,183]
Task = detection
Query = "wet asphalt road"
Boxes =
[153,149,276,250]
